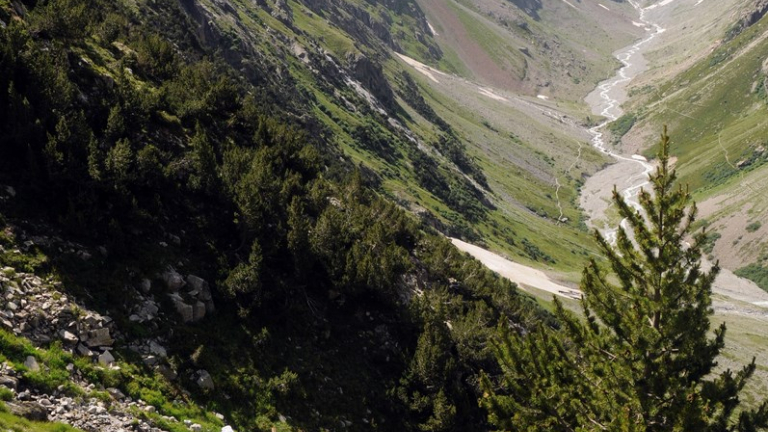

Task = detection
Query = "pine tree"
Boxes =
[482,128,768,431]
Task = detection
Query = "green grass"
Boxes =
[0,328,222,431]
[735,263,768,292]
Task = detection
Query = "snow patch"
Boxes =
[560,0,577,8]
[395,52,444,83]
[631,155,648,162]
[598,3,609,10]
[479,87,507,101]
[537,94,549,100]
[645,0,677,10]
[427,21,438,36]
[694,0,703,5]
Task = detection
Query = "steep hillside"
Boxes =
[0,0,579,430]
[417,0,642,101]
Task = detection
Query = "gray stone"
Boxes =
[190,424,203,432]
[186,275,210,298]
[76,343,94,357]
[0,374,18,389]
[107,387,125,400]
[205,300,215,315]
[6,301,17,311]
[172,298,193,323]
[98,350,115,366]
[148,340,167,358]
[24,356,40,372]
[85,328,114,347]
[162,268,186,291]
[195,370,214,391]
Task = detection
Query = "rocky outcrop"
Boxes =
[728,0,768,40]
[161,271,215,323]
[0,267,118,363]
[346,52,396,111]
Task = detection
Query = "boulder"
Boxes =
[0,374,18,389]
[6,401,48,421]
[186,275,209,295]
[98,350,115,366]
[162,268,186,291]
[107,387,125,400]
[24,356,40,372]
[148,340,168,358]
[172,298,194,323]
[76,343,94,357]
[58,329,79,344]
[195,370,215,391]
[85,328,114,347]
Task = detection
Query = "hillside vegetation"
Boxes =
[0,0,565,430]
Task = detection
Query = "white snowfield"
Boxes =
[450,238,582,299]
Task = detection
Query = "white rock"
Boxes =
[190,424,202,432]
[59,330,78,343]
[221,427,234,432]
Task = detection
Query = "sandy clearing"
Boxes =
[450,238,582,299]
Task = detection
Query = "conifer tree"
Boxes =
[482,128,768,431]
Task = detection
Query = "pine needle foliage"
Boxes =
[482,128,768,431]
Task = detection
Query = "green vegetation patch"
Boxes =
[735,262,768,292]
